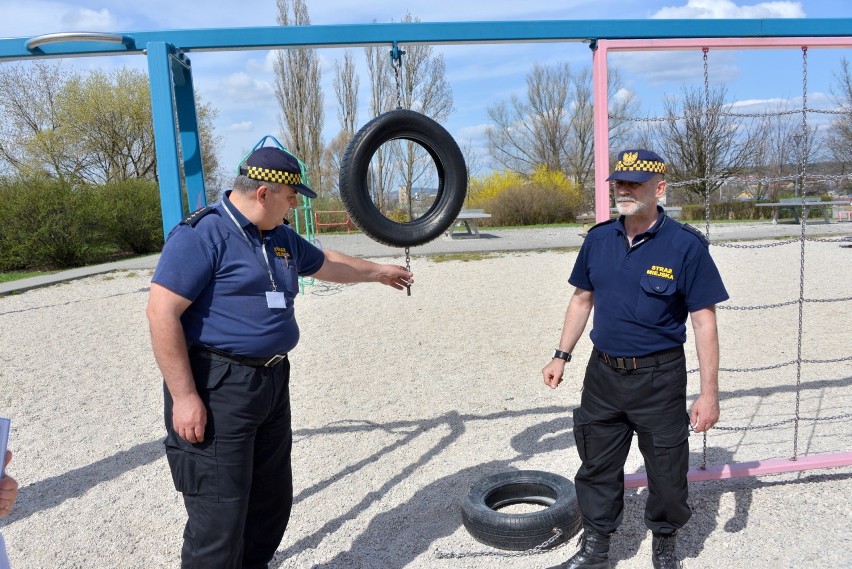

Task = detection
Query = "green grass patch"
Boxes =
[0,270,58,284]
[428,252,498,263]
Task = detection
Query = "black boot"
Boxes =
[544,525,611,569]
[651,534,682,569]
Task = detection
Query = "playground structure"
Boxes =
[0,18,850,490]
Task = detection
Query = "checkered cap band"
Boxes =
[246,166,301,186]
[614,159,666,175]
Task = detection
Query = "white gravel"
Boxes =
[0,232,850,568]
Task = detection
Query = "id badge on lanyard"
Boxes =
[223,201,288,309]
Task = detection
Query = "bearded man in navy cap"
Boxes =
[147,145,413,568]
[542,149,728,569]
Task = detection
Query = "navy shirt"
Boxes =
[152,191,325,358]
[569,207,728,356]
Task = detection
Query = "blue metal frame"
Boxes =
[2,19,851,235]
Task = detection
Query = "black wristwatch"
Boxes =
[552,349,572,362]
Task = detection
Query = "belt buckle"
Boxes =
[264,354,287,367]
[615,357,627,370]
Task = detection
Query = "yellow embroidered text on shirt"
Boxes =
[274,247,291,258]
[646,265,675,280]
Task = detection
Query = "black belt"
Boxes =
[190,345,288,368]
[595,346,683,371]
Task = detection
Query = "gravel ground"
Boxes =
[0,231,850,568]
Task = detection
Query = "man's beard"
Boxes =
[615,197,650,216]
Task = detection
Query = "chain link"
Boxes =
[434,528,567,559]
[404,246,411,296]
[392,50,403,110]
[703,48,712,241]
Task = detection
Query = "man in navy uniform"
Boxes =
[542,149,728,569]
[147,145,413,568]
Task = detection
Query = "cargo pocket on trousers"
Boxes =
[164,431,217,497]
[651,421,689,482]
[572,407,590,462]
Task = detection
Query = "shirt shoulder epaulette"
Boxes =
[588,218,618,232]
[681,223,710,248]
[180,206,216,227]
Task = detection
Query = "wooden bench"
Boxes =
[445,209,491,239]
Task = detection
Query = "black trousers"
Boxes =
[572,348,691,537]
[164,350,293,569]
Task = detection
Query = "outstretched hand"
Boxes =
[377,265,414,291]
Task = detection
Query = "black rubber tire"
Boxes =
[339,109,468,247]
[461,470,582,551]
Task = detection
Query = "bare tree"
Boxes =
[324,50,360,200]
[274,0,325,196]
[393,12,455,217]
[826,58,852,176]
[363,42,395,211]
[486,62,636,207]
[0,61,82,181]
[334,50,359,135]
[652,85,757,204]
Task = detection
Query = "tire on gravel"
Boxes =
[339,109,468,247]
[461,470,582,551]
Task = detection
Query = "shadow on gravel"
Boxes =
[272,406,575,568]
[612,455,852,566]
[5,438,163,522]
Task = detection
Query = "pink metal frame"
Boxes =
[591,37,852,485]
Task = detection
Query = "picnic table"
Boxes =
[445,209,491,239]
[756,198,850,224]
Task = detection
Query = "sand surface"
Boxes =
[0,230,850,568]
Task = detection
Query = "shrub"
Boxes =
[96,179,164,254]
[0,176,101,269]
[469,166,582,226]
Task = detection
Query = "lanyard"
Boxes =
[221,200,278,292]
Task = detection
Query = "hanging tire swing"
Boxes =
[339,108,468,247]
[461,470,582,551]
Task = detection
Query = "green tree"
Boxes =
[0,61,220,188]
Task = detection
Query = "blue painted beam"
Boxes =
[172,53,207,213]
[146,42,185,237]
[2,19,852,61]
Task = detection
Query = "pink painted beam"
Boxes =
[603,37,852,52]
[592,41,611,224]
[624,451,852,489]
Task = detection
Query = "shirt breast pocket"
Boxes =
[636,274,677,321]
[274,256,300,297]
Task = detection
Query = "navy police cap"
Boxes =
[239,146,317,199]
[606,149,667,183]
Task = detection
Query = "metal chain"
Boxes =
[405,246,411,296]
[390,43,411,295]
[791,46,810,460]
[434,528,566,559]
[609,106,852,123]
[392,47,404,110]
[712,413,852,432]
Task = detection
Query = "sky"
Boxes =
[1,0,852,179]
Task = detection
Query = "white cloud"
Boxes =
[732,97,790,107]
[60,8,117,31]
[220,72,275,102]
[227,121,254,132]
[652,0,805,19]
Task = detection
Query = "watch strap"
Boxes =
[553,349,572,362]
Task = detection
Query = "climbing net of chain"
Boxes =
[614,46,852,467]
